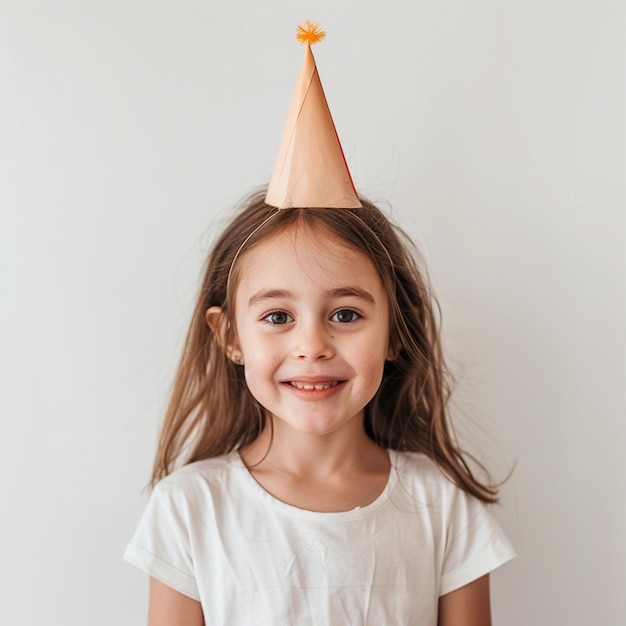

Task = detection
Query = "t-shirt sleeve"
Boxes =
[123,478,201,601]
[439,488,516,596]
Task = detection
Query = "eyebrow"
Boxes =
[248,286,376,307]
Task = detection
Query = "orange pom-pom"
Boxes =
[296,20,326,46]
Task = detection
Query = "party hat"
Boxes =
[265,21,362,209]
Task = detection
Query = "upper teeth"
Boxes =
[290,381,338,390]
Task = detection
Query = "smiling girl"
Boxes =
[124,22,515,626]
[125,196,515,625]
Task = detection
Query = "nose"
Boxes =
[291,319,335,360]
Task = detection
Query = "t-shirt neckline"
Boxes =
[230,449,399,521]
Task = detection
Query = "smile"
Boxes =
[288,381,340,391]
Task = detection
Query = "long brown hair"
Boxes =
[151,189,499,502]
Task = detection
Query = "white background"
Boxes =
[1,1,624,624]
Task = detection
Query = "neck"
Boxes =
[241,419,388,480]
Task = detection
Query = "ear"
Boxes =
[386,340,402,361]
[205,306,244,365]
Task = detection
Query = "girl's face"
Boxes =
[229,225,394,440]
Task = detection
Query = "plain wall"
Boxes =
[1,1,624,624]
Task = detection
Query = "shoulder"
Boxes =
[151,452,247,510]
[390,450,458,494]
[389,450,488,522]
[391,449,441,473]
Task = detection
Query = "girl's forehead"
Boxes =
[234,225,385,297]
[242,224,369,268]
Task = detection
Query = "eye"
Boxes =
[330,309,360,323]
[263,310,293,325]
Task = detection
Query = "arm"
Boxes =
[148,577,204,626]
[438,574,491,626]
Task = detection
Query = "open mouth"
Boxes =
[287,381,341,391]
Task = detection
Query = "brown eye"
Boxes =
[331,309,360,323]
[264,311,292,325]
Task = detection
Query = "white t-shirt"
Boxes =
[124,450,515,625]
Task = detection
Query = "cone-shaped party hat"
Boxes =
[265,21,362,209]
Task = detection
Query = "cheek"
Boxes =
[242,350,281,384]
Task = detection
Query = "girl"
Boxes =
[124,190,515,625]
